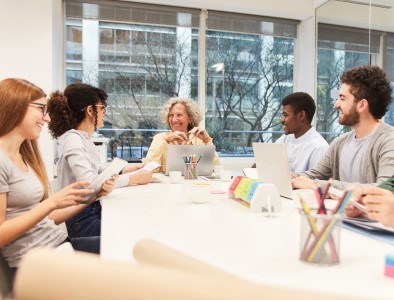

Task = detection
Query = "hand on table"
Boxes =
[291,176,315,190]
[128,170,153,185]
[360,186,394,228]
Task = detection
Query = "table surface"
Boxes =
[101,174,394,300]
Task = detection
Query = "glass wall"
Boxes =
[315,1,394,143]
[204,12,296,156]
[65,1,297,160]
[316,24,374,142]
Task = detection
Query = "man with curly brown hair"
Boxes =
[292,65,394,191]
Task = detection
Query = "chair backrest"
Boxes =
[0,252,13,299]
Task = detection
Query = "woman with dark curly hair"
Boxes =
[48,83,152,238]
[145,97,219,173]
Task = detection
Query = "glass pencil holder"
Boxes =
[184,163,198,180]
[299,212,342,266]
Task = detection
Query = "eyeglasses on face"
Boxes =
[95,104,107,113]
[81,104,107,113]
[29,102,48,116]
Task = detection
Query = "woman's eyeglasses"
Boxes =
[95,104,107,113]
[81,104,107,113]
[29,102,48,116]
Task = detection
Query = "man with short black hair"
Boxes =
[276,92,328,172]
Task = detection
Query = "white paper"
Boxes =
[243,168,258,179]
[128,161,161,175]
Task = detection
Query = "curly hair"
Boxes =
[160,97,202,131]
[48,83,108,138]
[340,65,392,119]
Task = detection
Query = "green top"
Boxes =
[379,175,394,192]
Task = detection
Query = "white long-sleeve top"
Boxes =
[275,127,329,173]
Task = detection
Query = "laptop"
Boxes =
[252,143,293,199]
[165,145,216,176]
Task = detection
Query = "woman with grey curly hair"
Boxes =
[145,97,218,172]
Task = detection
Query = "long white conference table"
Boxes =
[101,174,394,300]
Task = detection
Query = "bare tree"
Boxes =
[206,32,294,151]
[316,49,369,142]
[92,26,295,155]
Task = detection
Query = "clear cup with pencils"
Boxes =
[299,212,342,266]
[297,180,352,266]
[183,154,202,180]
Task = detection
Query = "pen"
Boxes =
[349,199,368,214]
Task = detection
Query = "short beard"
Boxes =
[338,104,360,126]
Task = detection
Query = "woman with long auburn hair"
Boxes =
[0,78,112,279]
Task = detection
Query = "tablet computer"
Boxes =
[81,157,129,204]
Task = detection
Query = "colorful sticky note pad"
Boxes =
[240,179,257,201]
[234,178,248,197]
[229,176,243,194]
[246,181,261,202]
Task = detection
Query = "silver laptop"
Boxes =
[165,145,216,176]
[252,143,293,199]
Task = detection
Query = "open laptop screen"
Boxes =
[252,143,293,199]
[165,145,216,176]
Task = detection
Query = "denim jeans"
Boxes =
[66,201,101,238]
[69,236,100,254]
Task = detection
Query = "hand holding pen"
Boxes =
[188,127,211,144]
[347,186,394,228]
[165,131,189,144]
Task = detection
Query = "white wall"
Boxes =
[0,0,63,179]
[0,0,316,178]
[295,16,316,97]
[316,0,394,31]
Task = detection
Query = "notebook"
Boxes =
[252,143,293,199]
[165,144,216,176]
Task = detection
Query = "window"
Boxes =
[65,1,297,160]
[317,24,381,142]
[384,34,394,127]
[205,12,296,155]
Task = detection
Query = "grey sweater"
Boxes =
[293,123,394,190]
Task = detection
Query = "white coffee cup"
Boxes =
[214,165,224,177]
[220,170,232,182]
[188,182,210,203]
[169,171,182,184]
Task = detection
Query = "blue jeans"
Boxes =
[66,201,101,238]
[69,236,100,254]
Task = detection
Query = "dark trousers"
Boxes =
[66,201,101,238]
